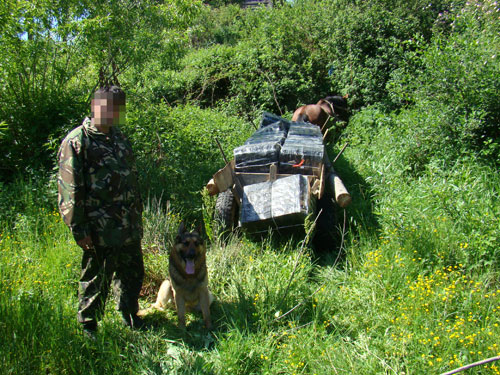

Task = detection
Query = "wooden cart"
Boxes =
[206,144,351,238]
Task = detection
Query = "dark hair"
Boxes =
[324,96,347,110]
[325,95,350,122]
[94,85,126,104]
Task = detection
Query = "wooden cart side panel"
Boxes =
[213,160,235,193]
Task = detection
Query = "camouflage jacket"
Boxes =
[58,118,143,247]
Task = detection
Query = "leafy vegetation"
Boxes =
[1,0,499,374]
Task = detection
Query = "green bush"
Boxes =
[388,0,500,164]
[344,105,500,271]
[189,4,246,47]
[160,0,455,116]
[125,103,252,219]
[0,174,58,230]
[158,44,239,107]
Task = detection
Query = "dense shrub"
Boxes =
[189,4,246,47]
[0,27,90,179]
[0,0,459,179]
[124,103,252,219]
[344,105,500,270]
[388,0,500,165]
[164,0,456,116]
[156,44,239,107]
[0,173,57,230]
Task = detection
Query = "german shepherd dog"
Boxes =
[152,223,213,329]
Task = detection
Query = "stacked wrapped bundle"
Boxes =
[271,174,310,220]
[279,122,324,175]
[240,174,311,230]
[260,112,291,130]
[244,121,286,144]
[234,121,286,173]
[287,122,322,138]
[240,181,272,224]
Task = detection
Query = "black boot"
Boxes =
[120,312,145,330]
[82,321,97,340]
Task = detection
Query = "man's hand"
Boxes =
[77,236,94,251]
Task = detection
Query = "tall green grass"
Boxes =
[1,158,499,374]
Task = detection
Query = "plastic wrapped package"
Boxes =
[279,137,324,175]
[244,122,286,145]
[288,122,323,138]
[235,122,286,172]
[260,112,291,130]
[286,134,323,145]
[254,121,287,135]
[271,175,310,219]
[240,175,311,230]
[240,181,272,224]
[234,141,281,173]
[244,133,285,145]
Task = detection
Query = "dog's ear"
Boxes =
[176,222,186,241]
[178,222,186,233]
[195,222,204,235]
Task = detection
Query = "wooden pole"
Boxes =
[332,142,349,164]
[323,151,352,208]
[328,171,352,208]
[215,138,229,165]
[440,356,500,375]
[214,138,243,205]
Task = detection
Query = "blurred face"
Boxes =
[91,92,126,132]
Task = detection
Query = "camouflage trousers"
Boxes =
[77,240,144,325]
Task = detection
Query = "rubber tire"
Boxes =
[214,190,238,240]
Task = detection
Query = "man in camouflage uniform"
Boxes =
[58,86,144,337]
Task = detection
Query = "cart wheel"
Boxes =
[214,189,238,240]
[313,190,338,252]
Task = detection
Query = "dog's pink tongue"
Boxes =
[185,259,195,275]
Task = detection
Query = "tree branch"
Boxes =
[441,356,500,375]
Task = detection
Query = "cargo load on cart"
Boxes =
[206,112,351,246]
